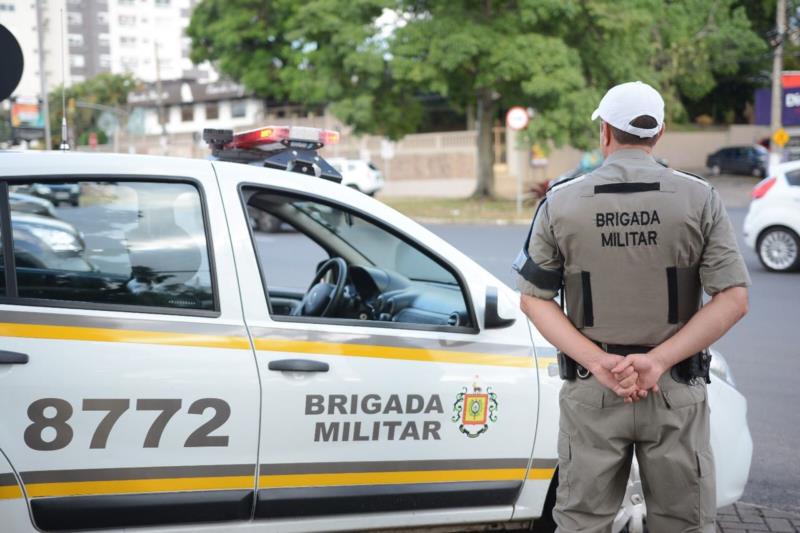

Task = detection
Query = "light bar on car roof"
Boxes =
[229,125,340,150]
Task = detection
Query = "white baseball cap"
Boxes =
[591,81,664,138]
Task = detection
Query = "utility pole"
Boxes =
[770,0,786,155]
[153,41,168,154]
[35,0,52,149]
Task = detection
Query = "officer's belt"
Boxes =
[593,342,654,356]
[573,342,655,380]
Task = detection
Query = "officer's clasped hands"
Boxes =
[611,353,666,401]
[590,353,642,402]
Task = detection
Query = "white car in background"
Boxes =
[743,161,800,272]
[327,157,385,196]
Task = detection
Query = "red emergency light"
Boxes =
[229,125,340,150]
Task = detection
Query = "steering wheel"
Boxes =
[291,257,349,317]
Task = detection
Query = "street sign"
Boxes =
[773,127,790,148]
[506,106,529,131]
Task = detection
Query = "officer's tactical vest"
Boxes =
[542,155,711,345]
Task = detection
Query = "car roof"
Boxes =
[0,150,214,178]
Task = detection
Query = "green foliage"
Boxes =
[48,73,139,148]
[189,0,767,186]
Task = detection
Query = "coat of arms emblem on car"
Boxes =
[452,377,498,438]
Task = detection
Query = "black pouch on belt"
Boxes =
[557,351,577,381]
[671,350,712,384]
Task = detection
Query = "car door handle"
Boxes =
[268,359,329,372]
[0,350,29,364]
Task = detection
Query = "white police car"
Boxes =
[0,126,751,532]
[744,161,800,272]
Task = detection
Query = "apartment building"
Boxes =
[0,0,215,102]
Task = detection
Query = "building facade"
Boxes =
[1,0,216,103]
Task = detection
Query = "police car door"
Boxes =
[0,161,259,531]
[219,163,541,531]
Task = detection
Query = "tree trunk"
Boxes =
[473,91,496,198]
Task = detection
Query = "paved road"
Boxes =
[426,208,800,513]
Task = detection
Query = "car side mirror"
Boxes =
[484,286,516,329]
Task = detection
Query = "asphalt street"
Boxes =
[426,207,800,513]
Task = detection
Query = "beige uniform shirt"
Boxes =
[514,148,750,345]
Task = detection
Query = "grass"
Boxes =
[381,197,537,223]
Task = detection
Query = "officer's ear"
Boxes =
[600,121,611,148]
[654,124,665,144]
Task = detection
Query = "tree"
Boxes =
[47,73,139,148]
[189,0,765,197]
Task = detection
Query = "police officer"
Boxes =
[514,81,749,533]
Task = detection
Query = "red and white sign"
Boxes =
[506,106,529,131]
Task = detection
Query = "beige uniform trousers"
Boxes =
[553,372,716,533]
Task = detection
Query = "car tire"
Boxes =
[70,199,79,207]
[709,164,721,176]
[757,227,800,272]
[751,167,764,178]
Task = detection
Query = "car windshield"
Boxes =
[292,201,456,285]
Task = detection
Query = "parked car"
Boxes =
[743,161,800,272]
[327,157,385,195]
[0,129,751,533]
[706,145,768,177]
[9,192,57,217]
[13,182,80,206]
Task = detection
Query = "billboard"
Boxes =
[753,72,800,127]
[10,97,45,140]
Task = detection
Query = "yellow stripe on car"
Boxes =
[0,323,251,350]
[0,322,546,367]
[24,475,255,498]
[0,485,23,500]
[259,468,529,489]
[255,338,535,368]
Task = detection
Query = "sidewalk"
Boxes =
[717,503,800,532]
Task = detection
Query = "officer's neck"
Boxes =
[602,143,653,159]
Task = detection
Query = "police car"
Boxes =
[0,126,751,533]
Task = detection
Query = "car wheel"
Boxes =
[751,167,764,178]
[757,227,800,272]
[70,199,79,207]
[709,164,721,176]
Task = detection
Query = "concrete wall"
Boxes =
[83,124,770,197]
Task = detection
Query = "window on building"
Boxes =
[0,4,16,12]
[8,181,215,312]
[97,12,109,24]
[99,33,110,48]
[231,100,246,118]
[205,103,219,120]
[67,34,83,47]
[181,105,194,122]
[69,55,85,68]
[120,36,137,47]
[121,57,138,69]
[155,0,171,6]
[119,14,136,25]
[99,55,112,69]
[67,12,82,25]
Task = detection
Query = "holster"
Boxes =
[671,350,712,384]
[557,351,577,381]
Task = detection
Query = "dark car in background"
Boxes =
[12,182,80,206]
[706,145,768,177]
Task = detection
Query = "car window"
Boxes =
[786,169,800,186]
[244,189,473,329]
[7,180,215,312]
